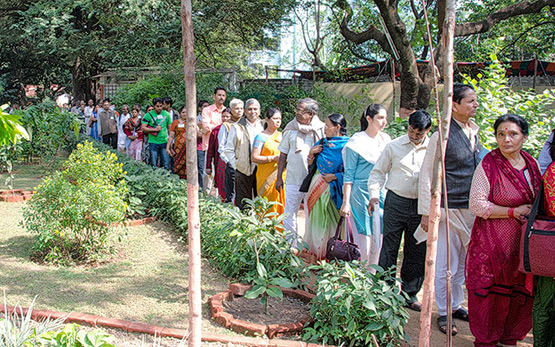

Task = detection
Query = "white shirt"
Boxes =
[418,118,480,215]
[368,134,429,200]
[278,129,316,186]
[224,120,263,170]
[117,113,130,145]
[218,124,230,164]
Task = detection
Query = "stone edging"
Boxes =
[0,304,330,347]
[209,284,318,340]
[0,189,34,202]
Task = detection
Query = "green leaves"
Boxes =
[305,260,408,346]
[0,106,29,146]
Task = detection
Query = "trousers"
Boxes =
[235,169,257,211]
[283,184,305,247]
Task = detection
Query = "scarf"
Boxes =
[283,116,325,153]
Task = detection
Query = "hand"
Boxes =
[322,173,336,183]
[340,202,351,217]
[275,176,283,193]
[421,215,429,232]
[310,144,323,156]
[155,125,162,131]
[514,204,532,218]
[166,148,175,157]
[206,168,212,176]
[272,155,280,162]
[368,198,379,211]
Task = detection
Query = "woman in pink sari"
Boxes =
[467,114,541,347]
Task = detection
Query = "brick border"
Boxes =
[0,189,34,202]
[210,284,317,340]
[0,304,330,347]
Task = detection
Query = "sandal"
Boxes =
[452,307,469,322]
[437,315,457,336]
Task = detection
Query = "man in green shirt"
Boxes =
[141,97,172,170]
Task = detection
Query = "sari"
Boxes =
[255,131,286,216]
[207,124,227,201]
[304,136,349,260]
[90,111,100,140]
[466,148,541,345]
[533,161,555,346]
[170,120,187,179]
[123,117,143,161]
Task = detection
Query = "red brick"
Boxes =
[67,312,97,325]
[143,217,154,224]
[292,289,314,302]
[229,283,253,296]
[0,189,23,196]
[210,299,223,316]
[209,290,231,302]
[203,333,270,346]
[95,317,130,331]
[213,311,234,328]
[229,318,267,337]
[159,327,188,339]
[267,321,304,339]
[5,195,24,202]
[127,322,164,335]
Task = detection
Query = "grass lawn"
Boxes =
[0,201,231,334]
[0,157,67,191]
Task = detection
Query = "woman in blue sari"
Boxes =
[340,104,390,268]
[89,103,101,141]
[304,113,349,261]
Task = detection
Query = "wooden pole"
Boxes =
[180,1,201,346]
[418,0,456,345]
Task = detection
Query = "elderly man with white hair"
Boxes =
[224,98,264,211]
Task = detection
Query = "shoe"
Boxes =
[437,315,457,336]
[404,301,422,312]
[452,307,469,322]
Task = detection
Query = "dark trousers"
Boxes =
[235,168,257,211]
[197,150,206,189]
[224,163,235,203]
[102,133,117,149]
[378,190,426,300]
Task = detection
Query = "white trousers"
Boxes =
[283,184,305,247]
[435,208,474,316]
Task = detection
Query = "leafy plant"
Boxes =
[1,295,65,347]
[36,323,116,347]
[464,54,555,157]
[0,104,29,190]
[22,141,128,265]
[303,261,409,347]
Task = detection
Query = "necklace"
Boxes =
[508,155,522,167]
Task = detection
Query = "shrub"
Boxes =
[464,55,555,157]
[303,261,409,347]
[22,141,127,265]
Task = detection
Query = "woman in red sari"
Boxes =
[467,114,541,347]
[206,108,231,200]
[167,106,187,179]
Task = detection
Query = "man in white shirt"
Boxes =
[224,98,263,211]
[84,99,94,135]
[218,98,244,203]
[276,98,325,245]
[368,110,431,311]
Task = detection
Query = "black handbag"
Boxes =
[325,216,361,262]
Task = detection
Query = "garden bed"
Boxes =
[0,189,33,202]
[209,284,313,339]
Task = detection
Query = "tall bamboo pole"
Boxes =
[180,1,201,346]
[418,0,456,345]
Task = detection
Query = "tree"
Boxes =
[0,0,296,103]
[335,0,555,113]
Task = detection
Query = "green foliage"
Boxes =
[303,261,409,347]
[22,142,127,265]
[464,55,555,157]
[0,105,29,146]
[201,196,306,287]
[36,323,116,347]
[1,297,65,347]
[14,101,80,163]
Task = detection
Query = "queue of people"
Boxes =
[76,84,554,346]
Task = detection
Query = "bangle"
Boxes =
[307,155,314,161]
[508,207,515,219]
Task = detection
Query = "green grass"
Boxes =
[0,157,67,191]
[0,201,231,333]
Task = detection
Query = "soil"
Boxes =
[223,295,310,326]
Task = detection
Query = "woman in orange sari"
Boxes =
[251,108,286,216]
[166,106,187,179]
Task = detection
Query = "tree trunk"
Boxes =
[418,0,456,345]
[180,0,201,346]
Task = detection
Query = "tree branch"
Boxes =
[499,20,555,54]
[455,0,555,37]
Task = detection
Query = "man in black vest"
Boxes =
[418,84,482,335]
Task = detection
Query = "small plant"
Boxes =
[1,295,65,347]
[303,261,409,347]
[36,323,116,347]
[22,141,128,265]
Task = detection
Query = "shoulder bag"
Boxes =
[519,182,555,276]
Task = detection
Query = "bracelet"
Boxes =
[307,155,314,161]
[508,207,515,219]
